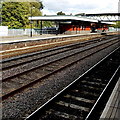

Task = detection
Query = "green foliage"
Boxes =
[30,2,43,16]
[32,21,54,29]
[43,21,54,28]
[30,2,43,10]
[57,11,65,15]
[2,2,28,28]
[114,21,120,28]
[2,1,43,28]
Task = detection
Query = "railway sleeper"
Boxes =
[80,80,106,88]
[69,90,99,100]
[78,81,105,89]
[60,96,93,108]
[63,94,95,103]
[56,100,89,112]
[48,109,81,120]
[52,103,88,118]
[41,109,81,120]
[75,85,103,94]
[84,78,107,86]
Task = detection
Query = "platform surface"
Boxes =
[0,32,101,44]
[100,77,120,119]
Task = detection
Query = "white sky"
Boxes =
[41,0,119,15]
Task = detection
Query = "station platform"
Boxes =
[100,78,120,119]
[0,34,58,44]
[0,33,100,44]
[0,31,117,44]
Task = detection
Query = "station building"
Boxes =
[28,15,115,35]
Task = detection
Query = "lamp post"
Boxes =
[30,6,35,37]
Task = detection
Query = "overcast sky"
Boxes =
[41,0,119,15]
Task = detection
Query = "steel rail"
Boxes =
[25,46,120,120]
[85,65,120,120]
[2,37,119,80]
[2,37,104,70]
[1,39,119,101]
[1,35,102,59]
[1,35,117,64]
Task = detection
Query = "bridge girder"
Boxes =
[79,13,120,22]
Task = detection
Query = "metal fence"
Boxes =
[1,28,119,37]
[7,28,57,36]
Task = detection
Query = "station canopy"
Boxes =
[28,15,115,25]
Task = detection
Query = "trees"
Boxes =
[57,11,65,15]
[1,1,43,28]
[29,2,43,16]
[114,21,120,28]
[2,2,28,28]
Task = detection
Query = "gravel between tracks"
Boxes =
[2,41,119,120]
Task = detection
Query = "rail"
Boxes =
[25,47,120,120]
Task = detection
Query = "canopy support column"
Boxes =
[40,20,42,35]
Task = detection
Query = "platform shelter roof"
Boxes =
[29,15,97,22]
[28,15,113,24]
[28,15,115,25]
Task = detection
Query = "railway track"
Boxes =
[1,35,120,100]
[2,35,116,69]
[1,34,102,59]
[26,47,120,120]
[1,36,107,69]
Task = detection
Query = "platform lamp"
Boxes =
[30,6,35,37]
